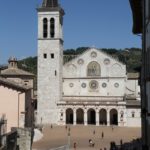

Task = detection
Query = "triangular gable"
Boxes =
[63,48,126,78]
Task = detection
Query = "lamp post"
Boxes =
[67,128,71,149]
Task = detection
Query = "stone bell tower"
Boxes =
[37,0,64,125]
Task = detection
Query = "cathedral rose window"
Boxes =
[87,61,100,76]
[89,80,98,90]
[81,83,86,88]
[91,51,97,58]
[102,83,107,88]
[104,58,110,65]
[114,83,119,88]
[69,83,74,87]
[77,59,84,65]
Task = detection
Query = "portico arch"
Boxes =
[87,108,96,125]
[76,108,84,124]
[110,109,118,125]
[99,109,107,125]
[66,108,73,124]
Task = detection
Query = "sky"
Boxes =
[0,0,141,64]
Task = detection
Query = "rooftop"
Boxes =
[0,77,31,92]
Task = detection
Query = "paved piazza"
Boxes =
[32,125,141,150]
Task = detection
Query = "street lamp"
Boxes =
[67,128,71,149]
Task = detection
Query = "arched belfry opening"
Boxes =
[76,108,84,124]
[87,109,96,125]
[50,18,55,38]
[43,18,48,38]
[66,108,73,124]
[110,109,118,125]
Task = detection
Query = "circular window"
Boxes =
[91,52,97,58]
[102,83,107,88]
[81,83,86,88]
[77,59,84,65]
[114,83,119,88]
[89,80,98,90]
[104,58,110,65]
[69,83,74,87]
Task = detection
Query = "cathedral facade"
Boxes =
[37,0,141,127]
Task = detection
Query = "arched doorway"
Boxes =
[87,109,96,125]
[66,108,73,124]
[76,108,84,124]
[99,109,107,125]
[110,109,118,125]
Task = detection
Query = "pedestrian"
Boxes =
[51,124,53,129]
[89,139,95,147]
[65,125,67,130]
[120,139,123,145]
[112,125,114,131]
[101,131,104,139]
[93,130,95,135]
[73,142,77,150]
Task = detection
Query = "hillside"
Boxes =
[18,47,142,74]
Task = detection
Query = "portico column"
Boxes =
[73,109,76,125]
[96,110,99,126]
[107,110,110,126]
[84,110,87,125]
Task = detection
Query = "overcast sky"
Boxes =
[0,0,141,64]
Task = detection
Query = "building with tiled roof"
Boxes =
[0,77,34,132]
[0,57,34,88]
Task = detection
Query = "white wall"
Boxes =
[0,85,25,132]
[126,108,141,127]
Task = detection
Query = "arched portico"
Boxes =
[99,109,107,125]
[110,109,118,125]
[66,108,73,124]
[87,108,96,125]
[76,108,84,124]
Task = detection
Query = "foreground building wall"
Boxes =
[130,0,150,149]
[0,85,25,132]
[0,77,34,133]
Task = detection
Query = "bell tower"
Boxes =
[37,0,64,125]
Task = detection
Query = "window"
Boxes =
[51,53,54,59]
[132,112,135,118]
[87,61,100,76]
[43,18,48,38]
[43,53,47,59]
[50,18,55,38]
